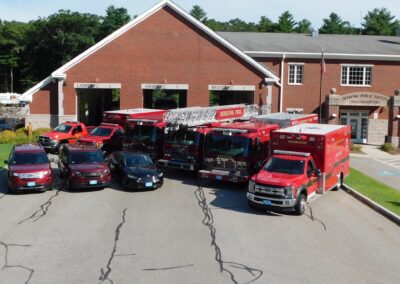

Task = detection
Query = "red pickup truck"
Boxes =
[38,121,90,153]
[77,123,124,154]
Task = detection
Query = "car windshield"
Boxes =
[264,157,305,175]
[90,127,113,137]
[205,134,252,157]
[124,154,154,167]
[164,130,199,146]
[70,151,104,164]
[11,152,49,165]
[125,125,157,143]
[54,124,72,133]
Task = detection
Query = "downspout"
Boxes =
[279,53,286,112]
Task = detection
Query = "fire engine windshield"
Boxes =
[54,124,72,133]
[264,157,305,175]
[164,130,199,146]
[125,125,157,143]
[205,134,251,157]
[90,127,113,137]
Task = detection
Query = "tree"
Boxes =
[97,6,131,40]
[227,18,257,32]
[190,5,207,23]
[274,11,296,33]
[295,19,312,33]
[319,13,356,34]
[257,16,274,32]
[0,20,30,93]
[22,10,101,88]
[362,8,399,35]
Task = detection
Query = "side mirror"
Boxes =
[49,158,55,162]
[314,169,322,177]
[255,160,265,171]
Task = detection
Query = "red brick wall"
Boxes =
[30,82,58,114]
[258,58,400,116]
[59,7,267,115]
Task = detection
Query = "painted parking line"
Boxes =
[374,158,400,170]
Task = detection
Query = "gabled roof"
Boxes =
[219,32,400,60]
[20,0,278,101]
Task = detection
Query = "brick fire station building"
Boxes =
[20,0,400,146]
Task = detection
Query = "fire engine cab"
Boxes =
[247,123,351,215]
[199,121,279,183]
[158,104,259,170]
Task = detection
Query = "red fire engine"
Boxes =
[158,105,259,170]
[199,121,280,183]
[247,123,351,215]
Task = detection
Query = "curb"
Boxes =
[342,184,400,226]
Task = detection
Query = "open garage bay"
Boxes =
[0,156,399,284]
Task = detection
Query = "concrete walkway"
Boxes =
[350,144,400,190]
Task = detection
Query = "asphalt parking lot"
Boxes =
[0,155,399,284]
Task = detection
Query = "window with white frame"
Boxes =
[288,64,304,84]
[341,65,372,86]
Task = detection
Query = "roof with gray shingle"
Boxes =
[218,32,400,60]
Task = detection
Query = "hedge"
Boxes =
[0,128,51,144]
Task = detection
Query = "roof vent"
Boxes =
[312,29,319,37]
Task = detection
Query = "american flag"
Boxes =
[321,50,327,75]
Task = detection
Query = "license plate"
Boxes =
[216,176,222,180]
[89,180,98,185]
[145,182,153,187]
[27,181,36,187]
[262,199,272,206]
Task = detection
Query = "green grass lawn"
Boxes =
[346,167,400,216]
[0,144,13,168]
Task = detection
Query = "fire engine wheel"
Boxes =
[294,194,306,215]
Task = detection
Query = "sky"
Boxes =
[0,0,400,29]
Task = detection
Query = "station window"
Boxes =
[288,64,304,84]
[341,65,372,86]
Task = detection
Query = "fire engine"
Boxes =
[158,105,259,170]
[247,123,351,215]
[199,121,280,183]
[102,108,164,126]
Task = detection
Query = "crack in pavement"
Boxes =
[18,189,61,225]
[195,178,263,284]
[143,264,194,271]
[0,242,34,284]
[99,208,129,284]
[305,204,327,231]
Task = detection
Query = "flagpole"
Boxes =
[319,49,324,123]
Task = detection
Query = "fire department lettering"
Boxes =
[216,107,244,120]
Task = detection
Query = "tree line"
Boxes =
[0,5,398,94]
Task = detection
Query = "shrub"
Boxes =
[350,143,362,152]
[380,143,394,153]
[0,130,17,144]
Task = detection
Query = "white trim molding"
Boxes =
[141,83,189,90]
[208,85,256,91]
[74,83,122,89]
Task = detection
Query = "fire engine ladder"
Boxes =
[163,104,259,128]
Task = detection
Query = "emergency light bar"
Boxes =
[273,150,310,157]
[213,128,248,134]
[100,123,119,127]
[127,118,159,123]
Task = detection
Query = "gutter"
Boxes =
[279,54,285,112]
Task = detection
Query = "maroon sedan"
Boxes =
[58,144,111,190]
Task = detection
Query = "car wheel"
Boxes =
[294,193,306,216]
[333,173,343,191]
[65,178,71,191]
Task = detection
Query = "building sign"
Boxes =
[141,84,188,90]
[74,83,121,89]
[328,92,389,106]
[216,106,244,120]
[208,85,256,91]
